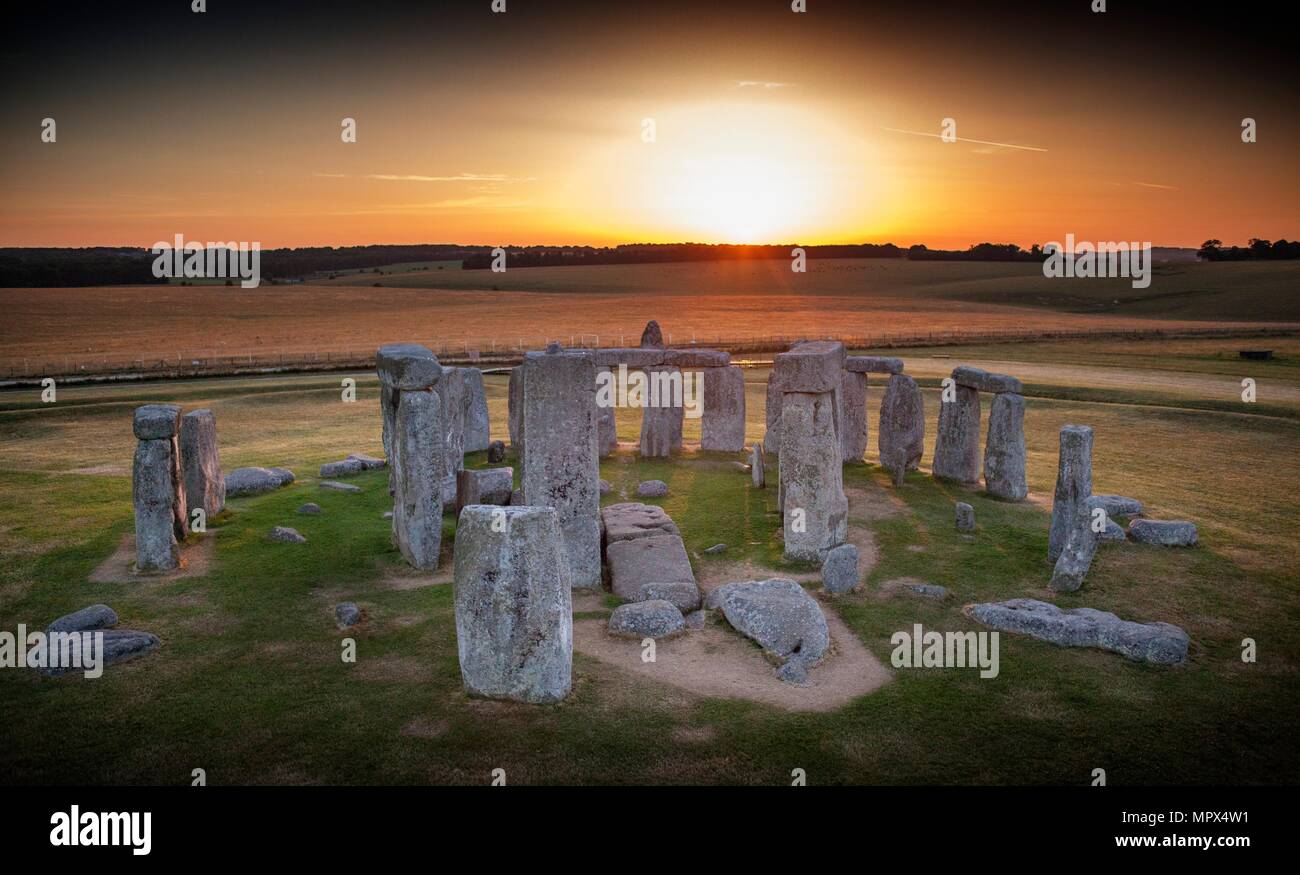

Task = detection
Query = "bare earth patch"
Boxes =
[88,533,215,584]
[67,463,129,476]
[573,597,891,713]
[378,567,452,590]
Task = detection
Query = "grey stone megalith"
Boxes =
[522,346,601,589]
[435,366,470,503]
[779,391,848,561]
[768,341,845,457]
[984,392,1028,500]
[132,404,187,572]
[507,364,524,455]
[639,365,684,458]
[595,365,618,457]
[701,364,746,452]
[1049,424,1094,562]
[933,383,981,483]
[840,369,868,463]
[454,505,573,703]
[377,344,445,570]
[463,367,490,452]
[180,408,224,519]
[878,373,925,485]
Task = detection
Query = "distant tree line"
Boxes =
[460,243,906,269]
[1197,239,1300,261]
[906,243,1048,262]
[0,248,167,286]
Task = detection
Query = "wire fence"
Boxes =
[2,325,1294,385]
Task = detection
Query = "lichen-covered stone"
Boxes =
[1049,425,1093,562]
[983,392,1028,500]
[706,578,829,665]
[844,355,903,375]
[952,365,1023,394]
[639,366,684,458]
[821,543,860,594]
[933,384,981,484]
[780,391,848,561]
[878,374,925,485]
[453,505,572,703]
[1128,519,1198,547]
[840,369,868,463]
[701,365,746,452]
[967,598,1188,664]
[609,600,687,638]
[180,408,224,518]
[391,388,444,570]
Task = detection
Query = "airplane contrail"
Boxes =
[882,127,1048,153]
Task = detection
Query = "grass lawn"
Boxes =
[1,342,1297,785]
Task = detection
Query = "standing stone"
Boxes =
[840,370,868,463]
[522,347,601,589]
[984,393,1028,500]
[768,341,845,458]
[595,366,617,457]
[639,365,684,458]
[453,505,572,703]
[132,404,186,572]
[878,374,925,485]
[180,408,224,518]
[463,368,490,452]
[392,388,445,570]
[507,364,525,455]
[933,384,981,484]
[640,320,665,349]
[1049,425,1093,562]
[780,391,848,562]
[377,343,442,494]
[435,367,470,503]
[750,441,765,488]
[821,543,860,593]
[701,365,746,452]
[955,501,975,531]
[487,440,506,463]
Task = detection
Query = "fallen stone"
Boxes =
[601,502,681,543]
[225,466,294,497]
[47,604,118,634]
[1100,518,1127,542]
[346,453,387,470]
[268,526,306,543]
[180,408,224,518]
[637,479,668,498]
[983,393,1028,500]
[1048,425,1093,562]
[967,598,1189,664]
[297,502,322,515]
[41,630,161,676]
[320,458,364,478]
[456,467,514,509]
[1128,519,1198,547]
[776,657,810,685]
[706,578,830,665]
[844,355,903,375]
[952,365,1023,395]
[955,501,975,531]
[636,581,701,613]
[878,374,925,485]
[453,505,572,703]
[606,534,695,601]
[821,543,860,594]
[1093,494,1143,518]
[903,583,948,599]
[703,543,727,555]
[608,600,685,638]
[933,384,981,483]
[320,480,363,493]
[335,602,360,629]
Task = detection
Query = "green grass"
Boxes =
[1,340,1297,785]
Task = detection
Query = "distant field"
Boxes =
[2,260,1297,378]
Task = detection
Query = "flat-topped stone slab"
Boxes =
[1128,519,1198,546]
[952,365,1023,394]
[376,343,442,390]
[608,600,686,638]
[606,533,695,601]
[456,467,513,509]
[601,502,681,543]
[133,404,181,440]
[591,347,666,368]
[773,341,846,394]
[226,466,294,497]
[637,581,701,613]
[705,577,830,666]
[967,598,1189,664]
[844,355,904,374]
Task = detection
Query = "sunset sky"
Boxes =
[2,0,1296,249]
